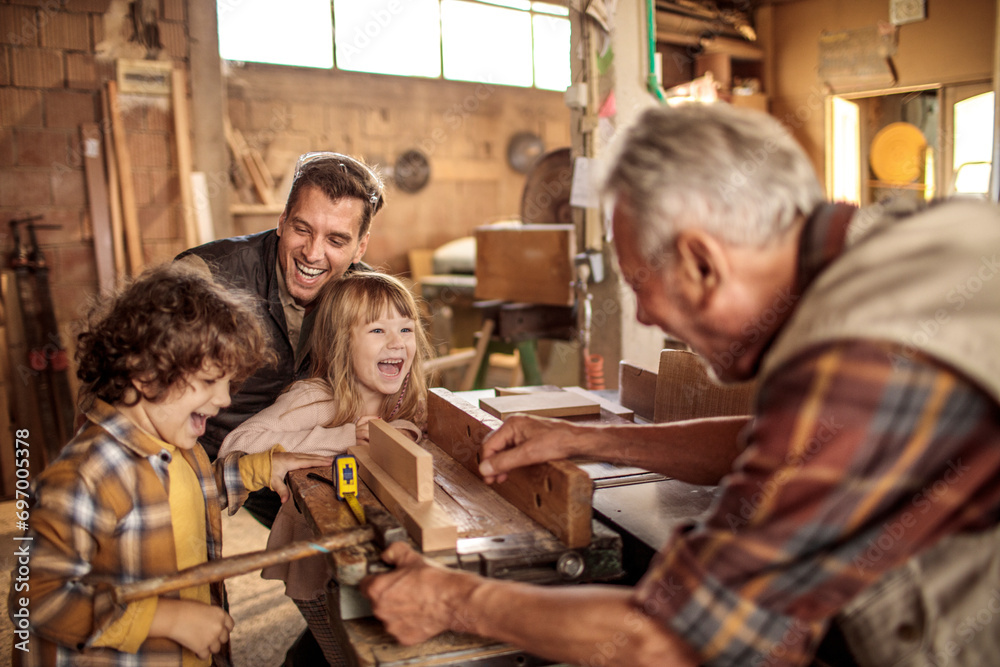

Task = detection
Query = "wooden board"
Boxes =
[349,445,457,552]
[619,361,657,422]
[368,419,434,502]
[80,123,115,295]
[474,224,575,306]
[427,388,593,548]
[654,349,755,423]
[171,67,198,249]
[106,80,144,277]
[479,392,600,420]
[496,385,634,422]
[563,386,634,421]
[100,88,127,283]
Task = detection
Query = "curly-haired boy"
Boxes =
[11,263,332,666]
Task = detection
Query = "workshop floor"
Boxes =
[0,499,304,666]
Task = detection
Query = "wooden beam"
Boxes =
[223,119,274,206]
[426,388,593,548]
[369,419,434,503]
[349,445,457,552]
[80,123,115,295]
[106,80,144,277]
[478,392,601,421]
[100,88,127,283]
[171,67,198,249]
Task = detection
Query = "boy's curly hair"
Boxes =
[75,262,276,410]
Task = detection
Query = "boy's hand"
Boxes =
[149,598,234,659]
[270,453,334,502]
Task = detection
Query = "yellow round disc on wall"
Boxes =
[870,121,928,184]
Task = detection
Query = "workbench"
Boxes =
[285,387,719,666]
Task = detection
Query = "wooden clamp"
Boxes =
[426,388,594,548]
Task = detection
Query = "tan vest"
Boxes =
[761,198,1000,402]
[760,199,1000,666]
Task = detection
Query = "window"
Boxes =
[216,0,333,69]
[217,0,571,91]
[334,0,441,78]
[952,92,994,195]
[442,0,534,87]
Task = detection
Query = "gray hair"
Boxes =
[602,103,824,258]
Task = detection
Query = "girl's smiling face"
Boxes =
[352,305,417,405]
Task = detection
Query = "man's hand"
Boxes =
[149,598,234,660]
[270,453,334,502]
[360,542,480,645]
[478,414,584,484]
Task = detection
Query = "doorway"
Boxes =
[827,82,994,204]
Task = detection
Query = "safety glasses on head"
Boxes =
[294,151,384,212]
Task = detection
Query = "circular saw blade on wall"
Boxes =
[507,131,545,174]
[869,122,927,185]
[394,149,431,193]
[521,147,573,225]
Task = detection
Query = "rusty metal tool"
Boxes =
[111,503,405,604]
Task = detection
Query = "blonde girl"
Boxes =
[219,270,431,665]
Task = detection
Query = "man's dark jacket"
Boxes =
[177,229,362,525]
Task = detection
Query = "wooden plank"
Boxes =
[222,118,255,198]
[562,386,634,421]
[100,88,127,283]
[479,391,600,421]
[223,119,274,205]
[171,67,198,249]
[619,361,657,422]
[654,349,755,423]
[80,123,115,295]
[474,224,575,306]
[368,419,434,502]
[427,388,593,548]
[234,128,275,205]
[421,439,543,539]
[349,445,457,552]
[106,80,144,277]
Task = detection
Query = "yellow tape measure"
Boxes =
[334,454,366,525]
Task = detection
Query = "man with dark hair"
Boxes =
[177,152,385,527]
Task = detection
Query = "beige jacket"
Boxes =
[219,381,420,600]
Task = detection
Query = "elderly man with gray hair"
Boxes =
[361,103,1000,667]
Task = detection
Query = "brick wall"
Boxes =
[0,2,571,465]
[227,66,572,274]
[2,1,571,326]
[1,0,190,326]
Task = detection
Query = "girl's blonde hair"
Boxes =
[305,271,431,427]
